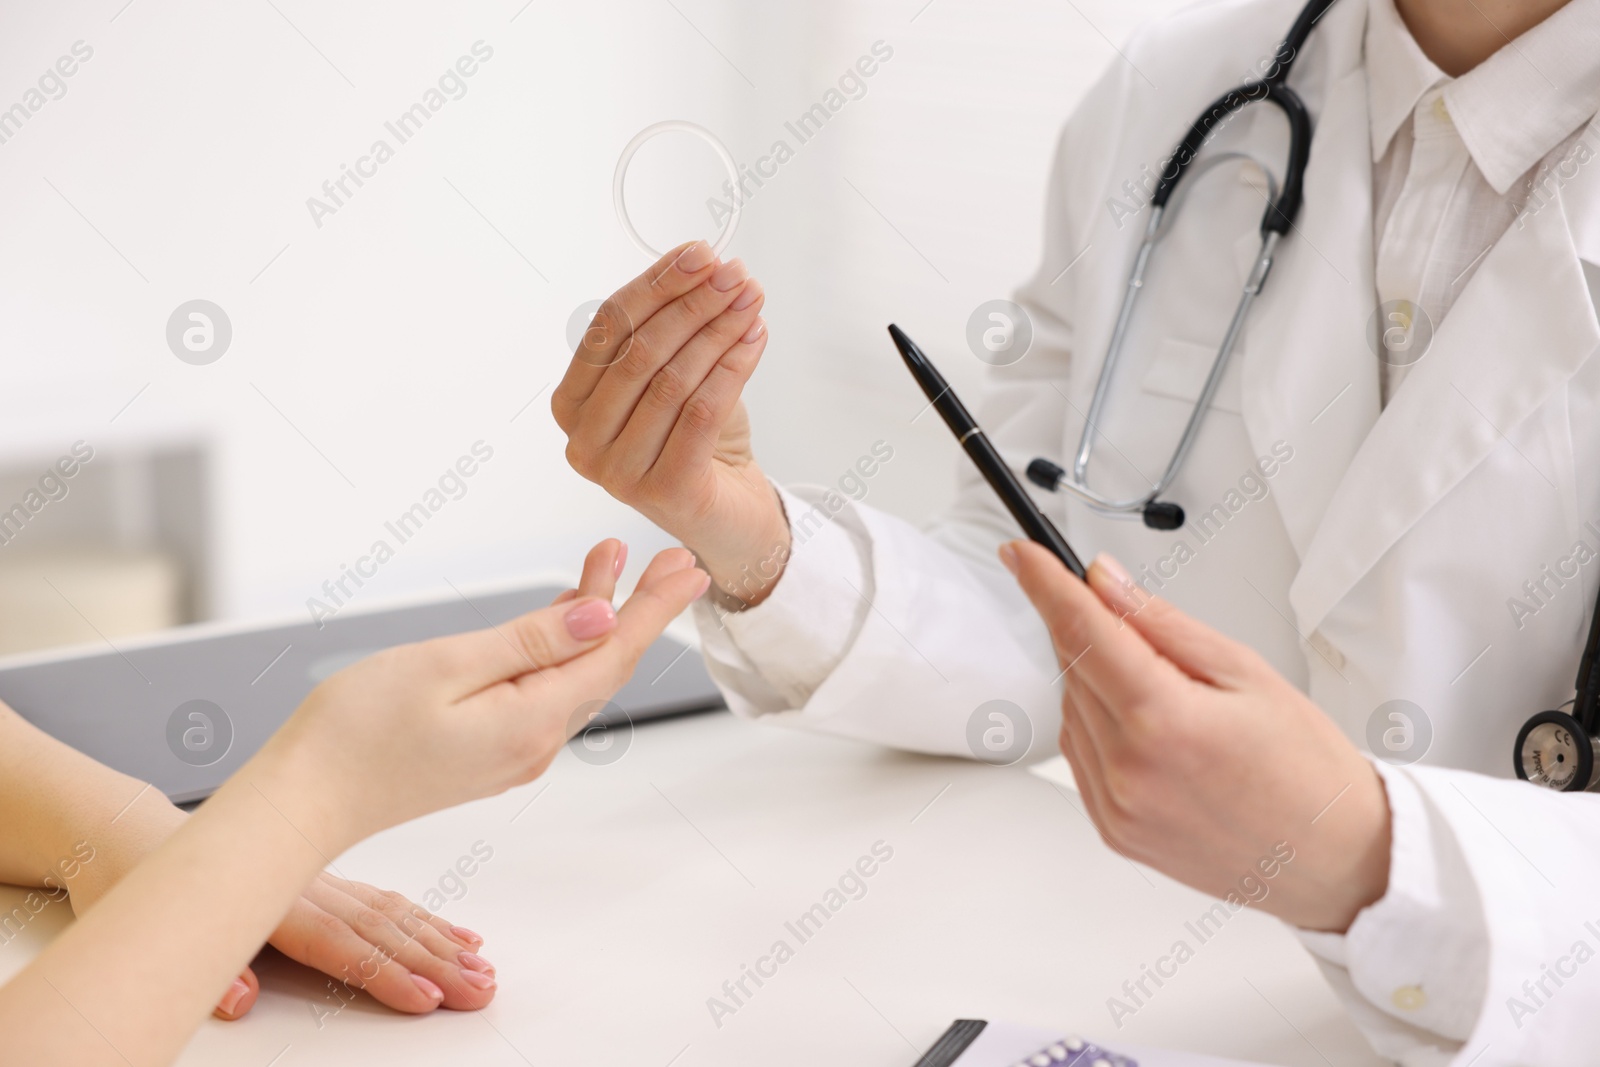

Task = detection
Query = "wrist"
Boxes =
[698,522,793,610]
[235,733,370,858]
[1280,764,1393,932]
[691,479,793,610]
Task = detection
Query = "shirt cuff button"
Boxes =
[1392,984,1427,1011]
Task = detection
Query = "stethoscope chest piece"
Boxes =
[1515,709,1599,792]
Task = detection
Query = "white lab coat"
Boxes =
[694,0,1600,1063]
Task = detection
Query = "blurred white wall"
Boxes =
[0,0,1190,629]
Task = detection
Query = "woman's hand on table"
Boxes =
[68,796,496,1018]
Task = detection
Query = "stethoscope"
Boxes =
[1026,0,1339,531]
[1517,596,1600,791]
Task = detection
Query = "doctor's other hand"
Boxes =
[552,240,790,607]
[1001,541,1393,933]
[252,544,711,854]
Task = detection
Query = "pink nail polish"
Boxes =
[674,242,715,273]
[218,978,249,1015]
[710,258,749,292]
[730,281,761,311]
[740,319,767,344]
[565,598,617,640]
[457,968,496,991]
[612,542,629,579]
[412,974,445,1001]
[450,926,483,945]
[459,951,495,974]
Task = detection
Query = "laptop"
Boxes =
[0,581,725,803]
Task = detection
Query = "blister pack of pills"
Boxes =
[1007,1035,1136,1067]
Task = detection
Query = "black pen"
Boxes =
[888,324,1088,581]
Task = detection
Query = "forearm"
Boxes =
[0,743,347,1067]
[0,703,161,889]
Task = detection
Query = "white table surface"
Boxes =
[0,711,1386,1067]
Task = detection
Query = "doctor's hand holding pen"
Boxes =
[552,240,790,609]
[1001,541,1393,933]
[0,540,710,1067]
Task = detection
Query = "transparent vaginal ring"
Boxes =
[612,120,742,260]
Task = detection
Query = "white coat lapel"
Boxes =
[1239,34,1381,564]
[1290,184,1600,635]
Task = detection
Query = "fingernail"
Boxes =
[1091,552,1145,609]
[674,241,715,273]
[612,542,628,579]
[218,978,249,1015]
[659,547,697,573]
[740,319,767,344]
[1092,552,1132,587]
[412,974,445,1001]
[710,258,749,292]
[999,542,1020,575]
[457,968,496,991]
[730,280,762,311]
[692,569,712,598]
[450,926,483,945]
[459,951,495,974]
[564,598,617,640]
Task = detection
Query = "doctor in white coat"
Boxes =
[553,0,1600,1062]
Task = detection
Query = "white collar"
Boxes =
[1364,0,1600,193]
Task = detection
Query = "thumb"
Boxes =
[1086,553,1260,689]
[213,968,258,1021]
[441,548,708,704]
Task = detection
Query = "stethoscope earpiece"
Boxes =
[1515,709,1599,792]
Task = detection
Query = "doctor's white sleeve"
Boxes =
[1295,761,1600,1066]
[691,482,873,713]
[691,470,1068,759]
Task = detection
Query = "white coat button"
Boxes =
[1392,985,1426,1011]
[1308,633,1346,671]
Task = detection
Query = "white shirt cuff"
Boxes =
[692,483,871,713]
